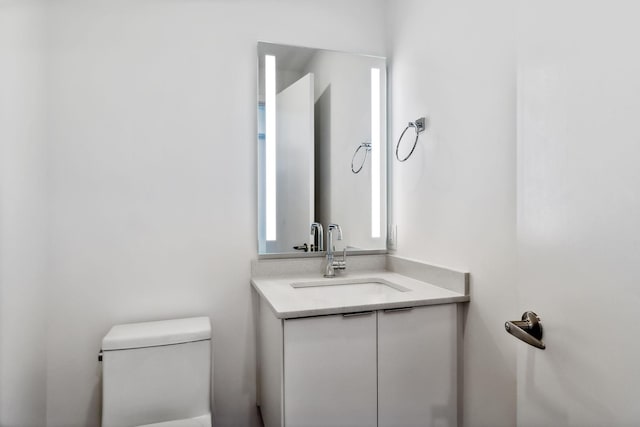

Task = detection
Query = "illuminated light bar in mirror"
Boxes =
[371,68,381,238]
[265,55,276,241]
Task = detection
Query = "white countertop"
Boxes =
[251,269,469,319]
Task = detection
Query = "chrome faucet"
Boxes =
[324,224,346,277]
[310,222,324,252]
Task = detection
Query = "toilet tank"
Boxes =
[101,317,212,427]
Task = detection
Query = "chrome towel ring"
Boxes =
[351,141,371,174]
[395,117,426,162]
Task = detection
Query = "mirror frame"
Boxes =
[256,42,389,259]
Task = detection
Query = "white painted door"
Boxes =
[516,2,640,425]
[378,304,457,427]
[269,73,314,253]
[283,312,377,427]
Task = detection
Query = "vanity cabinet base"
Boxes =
[284,312,377,427]
[257,300,459,427]
[378,304,458,427]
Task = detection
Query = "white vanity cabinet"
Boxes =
[378,304,458,427]
[257,299,458,427]
[284,311,377,427]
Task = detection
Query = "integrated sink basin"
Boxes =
[291,277,410,298]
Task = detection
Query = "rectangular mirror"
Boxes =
[257,42,387,256]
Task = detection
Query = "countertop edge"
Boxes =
[250,278,279,316]
[267,295,470,319]
[251,276,469,320]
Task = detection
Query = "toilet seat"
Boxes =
[136,414,212,427]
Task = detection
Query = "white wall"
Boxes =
[0,1,48,426]
[2,2,519,425]
[387,1,517,426]
[45,1,386,426]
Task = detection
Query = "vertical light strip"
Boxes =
[371,68,381,238]
[265,55,277,241]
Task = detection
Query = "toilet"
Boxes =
[100,317,212,427]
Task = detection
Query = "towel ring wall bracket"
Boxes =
[395,116,426,162]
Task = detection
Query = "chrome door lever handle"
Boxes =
[505,311,546,350]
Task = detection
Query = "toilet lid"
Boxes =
[102,317,211,350]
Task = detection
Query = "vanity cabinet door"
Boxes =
[283,312,377,427]
[378,304,458,427]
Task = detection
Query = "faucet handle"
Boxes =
[293,243,309,252]
[334,248,347,270]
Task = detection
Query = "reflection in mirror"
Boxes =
[257,42,387,256]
